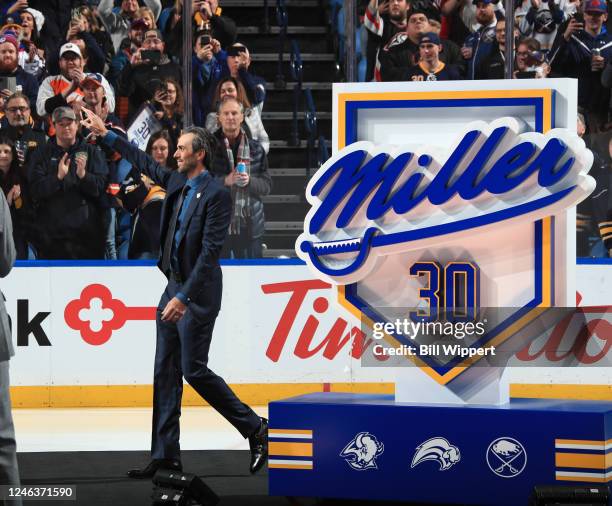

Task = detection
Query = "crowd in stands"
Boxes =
[0,0,607,260]
[0,0,271,260]
[361,0,611,255]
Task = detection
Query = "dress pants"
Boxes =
[0,361,21,506]
[151,279,260,460]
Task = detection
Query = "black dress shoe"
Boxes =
[248,417,268,474]
[127,458,182,479]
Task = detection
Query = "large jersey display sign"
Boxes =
[269,80,612,504]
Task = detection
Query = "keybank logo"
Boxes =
[296,117,595,284]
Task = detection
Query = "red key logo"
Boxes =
[65,284,157,345]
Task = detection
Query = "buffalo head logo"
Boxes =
[340,432,385,470]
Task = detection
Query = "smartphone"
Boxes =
[0,77,17,93]
[226,46,247,57]
[141,49,161,65]
[573,12,584,24]
[199,34,211,47]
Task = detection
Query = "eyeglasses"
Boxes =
[7,106,29,113]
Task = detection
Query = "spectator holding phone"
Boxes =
[19,8,45,79]
[550,0,612,131]
[514,38,551,77]
[108,17,148,89]
[118,28,181,121]
[71,6,115,69]
[98,0,162,53]
[205,77,269,153]
[162,0,237,60]
[364,0,410,81]
[28,106,109,259]
[0,34,38,113]
[151,76,183,146]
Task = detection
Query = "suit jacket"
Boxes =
[0,191,16,363]
[105,133,231,322]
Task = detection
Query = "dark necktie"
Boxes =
[161,185,188,274]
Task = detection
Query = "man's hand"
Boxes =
[161,297,187,322]
[238,51,249,69]
[461,45,473,59]
[130,49,144,66]
[211,38,221,54]
[80,107,109,137]
[0,89,12,100]
[6,185,20,206]
[196,43,213,62]
[592,54,605,71]
[200,0,213,17]
[236,172,249,187]
[564,16,583,40]
[224,170,240,186]
[378,0,389,14]
[75,153,87,179]
[57,153,70,180]
[530,0,541,8]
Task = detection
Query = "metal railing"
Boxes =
[288,39,303,146]
[304,87,317,178]
[275,0,289,89]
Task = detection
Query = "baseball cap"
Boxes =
[584,0,607,12]
[52,106,77,123]
[0,34,18,51]
[419,32,441,45]
[144,28,163,40]
[81,73,104,89]
[60,42,82,58]
[472,0,495,5]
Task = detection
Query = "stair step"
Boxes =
[270,140,326,148]
[262,194,303,204]
[222,5,325,25]
[262,111,332,120]
[251,53,336,62]
[253,59,339,82]
[237,26,327,34]
[265,221,304,231]
[265,82,332,90]
[268,168,320,176]
[223,0,317,6]
[263,248,298,258]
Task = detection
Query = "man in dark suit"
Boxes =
[81,109,268,478]
[0,189,20,504]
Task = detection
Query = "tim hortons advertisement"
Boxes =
[3,261,610,389]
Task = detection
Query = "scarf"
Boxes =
[223,128,251,235]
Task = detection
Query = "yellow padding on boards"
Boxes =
[510,384,612,401]
[9,383,612,408]
[9,383,395,408]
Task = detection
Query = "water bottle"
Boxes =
[236,162,246,174]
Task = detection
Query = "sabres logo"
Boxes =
[411,437,461,471]
[339,432,385,470]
